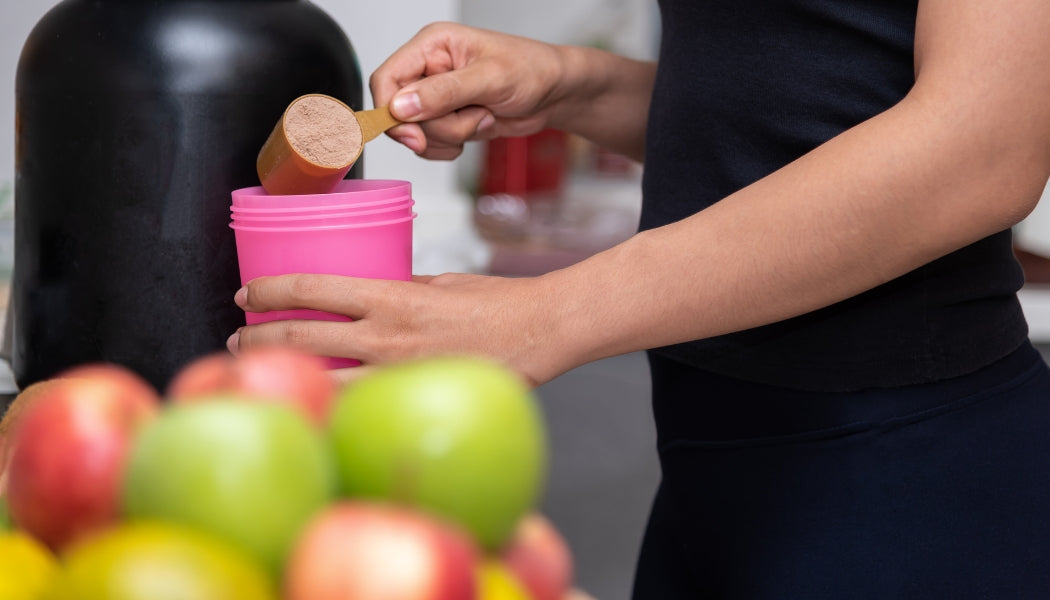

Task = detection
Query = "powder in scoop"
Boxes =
[283,95,361,167]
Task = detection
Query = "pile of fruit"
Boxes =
[0,347,579,600]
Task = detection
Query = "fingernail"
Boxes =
[234,286,247,307]
[226,330,240,354]
[391,92,422,120]
[476,113,496,134]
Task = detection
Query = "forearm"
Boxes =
[539,91,1049,372]
[548,45,655,161]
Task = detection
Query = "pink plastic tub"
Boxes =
[230,180,416,369]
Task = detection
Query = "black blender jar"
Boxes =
[12,0,364,392]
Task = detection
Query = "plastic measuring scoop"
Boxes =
[256,94,400,195]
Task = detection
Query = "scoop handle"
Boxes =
[356,106,401,143]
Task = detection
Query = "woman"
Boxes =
[229,1,1050,597]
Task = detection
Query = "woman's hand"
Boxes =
[372,22,655,161]
[371,22,570,159]
[226,272,571,388]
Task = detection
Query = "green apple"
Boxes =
[328,356,548,549]
[122,399,336,573]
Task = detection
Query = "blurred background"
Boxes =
[1,1,1047,598]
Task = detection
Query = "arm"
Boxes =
[370,22,655,161]
[539,0,1050,371]
[230,0,1050,387]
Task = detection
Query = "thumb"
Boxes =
[388,65,503,123]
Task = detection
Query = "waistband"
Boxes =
[649,340,1047,445]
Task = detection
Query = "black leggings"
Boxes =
[632,342,1050,599]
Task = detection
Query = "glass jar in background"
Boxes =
[474,131,642,276]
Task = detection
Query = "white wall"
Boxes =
[462,0,657,58]
[0,0,42,192]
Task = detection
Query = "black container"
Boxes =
[12,0,363,391]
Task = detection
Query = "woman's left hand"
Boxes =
[226,272,566,388]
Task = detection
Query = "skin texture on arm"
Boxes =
[229,0,1050,388]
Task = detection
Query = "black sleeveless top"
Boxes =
[640,0,1028,391]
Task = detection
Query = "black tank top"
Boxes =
[640,0,1028,391]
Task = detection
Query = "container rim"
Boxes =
[229,213,416,232]
[232,179,411,206]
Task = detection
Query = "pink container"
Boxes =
[230,180,416,369]
[231,179,411,209]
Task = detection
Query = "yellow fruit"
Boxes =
[478,559,533,600]
[45,521,276,600]
[0,531,58,600]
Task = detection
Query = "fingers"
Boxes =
[369,23,539,156]
[372,23,506,122]
[369,22,458,107]
[229,319,361,362]
[229,274,420,365]
[413,106,497,159]
[382,98,495,158]
[226,271,565,387]
[388,69,499,123]
[234,274,404,318]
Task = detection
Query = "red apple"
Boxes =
[165,353,231,399]
[1,380,69,495]
[500,513,574,600]
[5,364,160,551]
[59,363,160,400]
[285,501,480,600]
[1,367,156,493]
[167,346,336,425]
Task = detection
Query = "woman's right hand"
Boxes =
[370,22,572,160]
[371,22,655,161]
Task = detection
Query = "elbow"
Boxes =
[993,150,1049,230]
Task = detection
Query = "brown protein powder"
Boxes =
[257,93,363,195]
[283,95,362,168]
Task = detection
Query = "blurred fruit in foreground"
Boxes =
[477,560,532,600]
[500,514,574,600]
[5,365,160,550]
[167,346,336,426]
[285,501,480,600]
[122,400,336,574]
[0,380,68,493]
[0,530,58,600]
[46,520,276,600]
[329,356,548,550]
